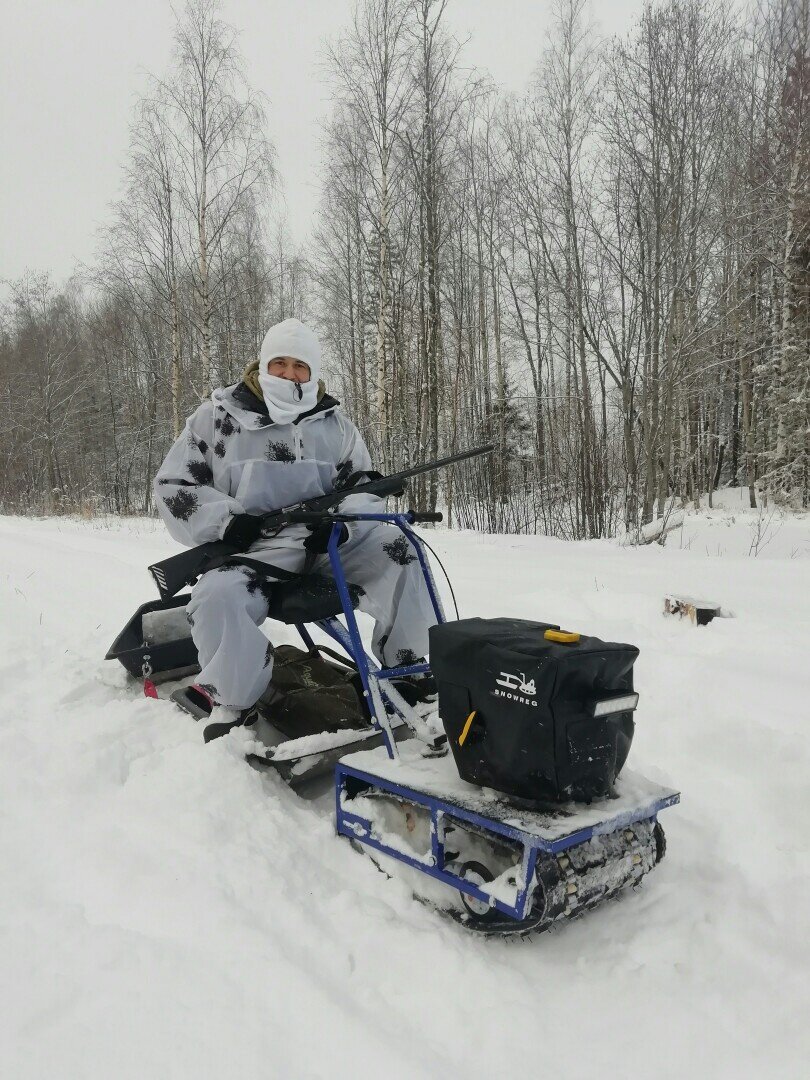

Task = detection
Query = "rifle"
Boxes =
[148,444,493,600]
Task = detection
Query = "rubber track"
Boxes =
[353,806,664,939]
[454,820,662,938]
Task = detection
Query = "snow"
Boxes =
[647,485,810,560]
[1,504,809,1079]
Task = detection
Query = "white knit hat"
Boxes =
[259,318,321,381]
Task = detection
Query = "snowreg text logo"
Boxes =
[493,671,539,707]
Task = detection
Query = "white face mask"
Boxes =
[257,371,319,425]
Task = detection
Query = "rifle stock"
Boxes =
[148,444,492,600]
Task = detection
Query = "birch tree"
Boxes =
[163,0,275,395]
[326,0,414,467]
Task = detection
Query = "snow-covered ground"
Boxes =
[1,499,809,1079]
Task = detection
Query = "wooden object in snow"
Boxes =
[664,595,723,626]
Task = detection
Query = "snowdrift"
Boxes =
[1,505,808,1079]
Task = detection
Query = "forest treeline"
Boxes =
[1,0,807,537]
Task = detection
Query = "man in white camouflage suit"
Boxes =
[154,319,436,740]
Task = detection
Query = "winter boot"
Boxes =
[171,684,257,742]
[202,706,257,743]
[391,671,437,706]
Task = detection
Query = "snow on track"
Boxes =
[1,510,809,1079]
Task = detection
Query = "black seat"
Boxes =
[265,574,364,625]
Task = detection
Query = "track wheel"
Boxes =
[454,860,499,924]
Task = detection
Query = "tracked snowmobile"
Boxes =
[108,452,679,935]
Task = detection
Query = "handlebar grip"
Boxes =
[408,511,444,523]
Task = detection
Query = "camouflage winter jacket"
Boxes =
[153,378,379,548]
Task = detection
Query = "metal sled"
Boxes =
[109,510,680,933]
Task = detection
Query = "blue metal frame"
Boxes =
[335,759,680,920]
[293,512,446,759]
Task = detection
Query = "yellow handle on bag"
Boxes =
[544,629,581,644]
[458,710,477,746]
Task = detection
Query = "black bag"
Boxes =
[261,645,369,738]
[430,618,638,804]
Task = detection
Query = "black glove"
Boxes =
[303,521,349,555]
[337,470,404,500]
[334,467,384,491]
[222,513,264,548]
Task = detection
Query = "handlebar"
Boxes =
[407,512,443,523]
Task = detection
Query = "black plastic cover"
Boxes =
[430,617,638,803]
[105,594,198,679]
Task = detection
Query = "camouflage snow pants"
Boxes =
[185,521,438,708]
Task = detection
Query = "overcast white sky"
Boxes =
[1,0,644,286]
